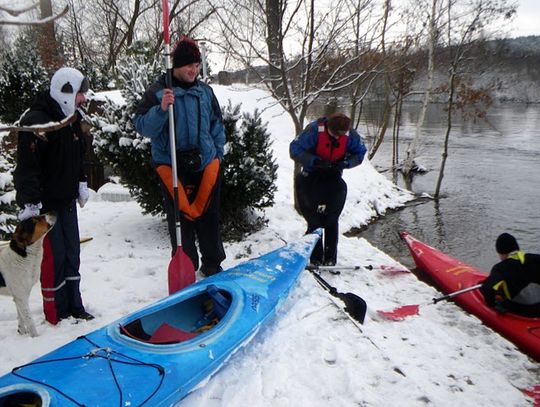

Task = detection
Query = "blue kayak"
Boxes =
[0,232,320,406]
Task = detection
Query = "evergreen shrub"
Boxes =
[0,134,18,239]
[0,32,49,123]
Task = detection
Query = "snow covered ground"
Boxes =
[0,85,539,406]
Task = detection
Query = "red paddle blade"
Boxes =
[522,385,540,405]
[162,0,170,44]
[168,247,195,294]
[379,265,410,276]
[377,304,420,321]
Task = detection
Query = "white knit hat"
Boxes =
[49,67,88,117]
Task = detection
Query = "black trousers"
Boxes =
[160,170,226,271]
[499,300,540,317]
[296,171,347,265]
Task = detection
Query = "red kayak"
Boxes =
[400,231,540,361]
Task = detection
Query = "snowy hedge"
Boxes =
[0,134,18,239]
[0,32,49,123]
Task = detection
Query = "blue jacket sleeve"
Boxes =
[289,122,319,170]
[345,129,367,168]
[208,89,225,161]
[133,84,169,140]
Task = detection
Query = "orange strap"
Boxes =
[156,158,220,221]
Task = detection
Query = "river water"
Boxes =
[313,102,540,272]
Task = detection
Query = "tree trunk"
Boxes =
[435,68,455,198]
[265,0,283,98]
[38,0,63,71]
[368,0,391,160]
[392,90,403,169]
[368,87,391,160]
[402,0,438,175]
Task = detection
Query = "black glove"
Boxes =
[313,158,332,170]
[493,301,508,314]
[332,160,349,170]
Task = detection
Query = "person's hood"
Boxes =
[49,67,88,117]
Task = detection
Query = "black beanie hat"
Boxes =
[495,233,519,254]
[173,37,201,68]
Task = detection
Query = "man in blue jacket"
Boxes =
[134,37,225,277]
[290,113,367,266]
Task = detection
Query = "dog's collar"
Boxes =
[9,240,27,258]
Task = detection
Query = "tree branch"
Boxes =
[0,3,38,16]
[0,5,68,26]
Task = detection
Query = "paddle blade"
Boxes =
[522,385,540,404]
[168,248,195,294]
[339,292,367,324]
[379,265,410,276]
[377,304,420,321]
[162,0,170,44]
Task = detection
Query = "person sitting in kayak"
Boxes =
[480,233,540,317]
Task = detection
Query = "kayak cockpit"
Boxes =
[119,285,232,345]
[0,392,42,406]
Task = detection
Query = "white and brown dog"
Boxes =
[0,213,56,336]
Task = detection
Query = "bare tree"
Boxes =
[0,2,68,26]
[362,0,392,160]
[58,0,215,76]
[433,0,515,198]
[210,0,384,135]
[0,1,68,72]
[208,0,390,211]
[401,0,440,176]
[38,0,64,70]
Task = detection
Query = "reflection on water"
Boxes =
[310,102,540,271]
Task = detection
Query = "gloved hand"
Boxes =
[493,301,508,314]
[332,159,349,170]
[313,158,332,170]
[78,182,90,208]
[18,203,42,221]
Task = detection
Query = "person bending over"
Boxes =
[289,113,366,266]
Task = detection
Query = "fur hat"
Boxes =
[495,233,520,254]
[173,37,202,68]
[327,113,351,136]
[49,67,88,117]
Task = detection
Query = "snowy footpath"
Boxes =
[0,85,538,406]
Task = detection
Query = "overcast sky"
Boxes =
[509,0,540,37]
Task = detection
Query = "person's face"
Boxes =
[173,63,200,83]
[75,92,86,108]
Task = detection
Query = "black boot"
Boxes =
[71,310,95,320]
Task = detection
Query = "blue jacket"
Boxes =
[133,75,224,170]
[289,118,367,173]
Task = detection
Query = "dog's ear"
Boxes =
[9,217,36,257]
[9,239,27,257]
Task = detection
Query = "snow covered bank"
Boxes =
[0,85,537,406]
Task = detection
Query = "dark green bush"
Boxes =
[0,32,48,123]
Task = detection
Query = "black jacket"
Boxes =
[14,91,86,212]
[480,252,540,309]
